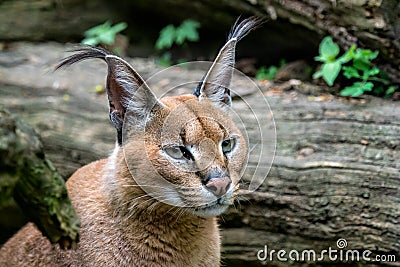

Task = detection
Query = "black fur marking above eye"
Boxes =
[180,128,187,144]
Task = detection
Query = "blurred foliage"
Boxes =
[155,19,201,50]
[156,51,172,67]
[81,21,127,46]
[313,36,398,98]
[256,59,286,81]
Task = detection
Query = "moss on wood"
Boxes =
[0,109,79,248]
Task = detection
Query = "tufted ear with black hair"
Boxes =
[193,16,263,110]
[56,46,163,144]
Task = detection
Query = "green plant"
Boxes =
[155,19,201,51]
[82,21,127,46]
[256,66,278,81]
[156,52,172,67]
[256,59,286,81]
[313,37,354,86]
[313,36,397,97]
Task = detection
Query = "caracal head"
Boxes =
[57,17,262,217]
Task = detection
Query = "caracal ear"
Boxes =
[56,46,163,144]
[193,16,263,110]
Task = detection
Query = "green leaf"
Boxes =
[337,45,356,64]
[175,19,201,45]
[353,59,371,72]
[361,82,374,91]
[341,84,364,97]
[342,66,360,79]
[366,67,380,76]
[156,52,172,66]
[320,61,341,86]
[155,25,176,50]
[81,37,100,46]
[356,49,379,60]
[110,22,127,34]
[340,82,374,97]
[385,85,398,96]
[318,36,340,62]
[155,19,201,50]
[84,21,112,37]
[256,66,278,81]
[82,21,127,46]
[98,31,116,45]
[312,69,323,79]
[314,55,325,62]
[368,50,379,60]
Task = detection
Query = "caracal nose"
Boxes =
[205,177,231,198]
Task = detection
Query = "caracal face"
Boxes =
[122,94,248,217]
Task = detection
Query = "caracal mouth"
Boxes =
[191,196,234,217]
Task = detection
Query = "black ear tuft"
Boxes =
[194,16,263,110]
[56,46,162,145]
[55,46,111,70]
[227,16,264,41]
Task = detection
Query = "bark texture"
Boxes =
[0,43,398,266]
[0,109,80,248]
[222,91,399,266]
[0,0,399,83]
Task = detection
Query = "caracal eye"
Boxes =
[164,146,193,160]
[165,146,183,159]
[221,138,236,154]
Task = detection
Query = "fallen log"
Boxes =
[0,109,80,248]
